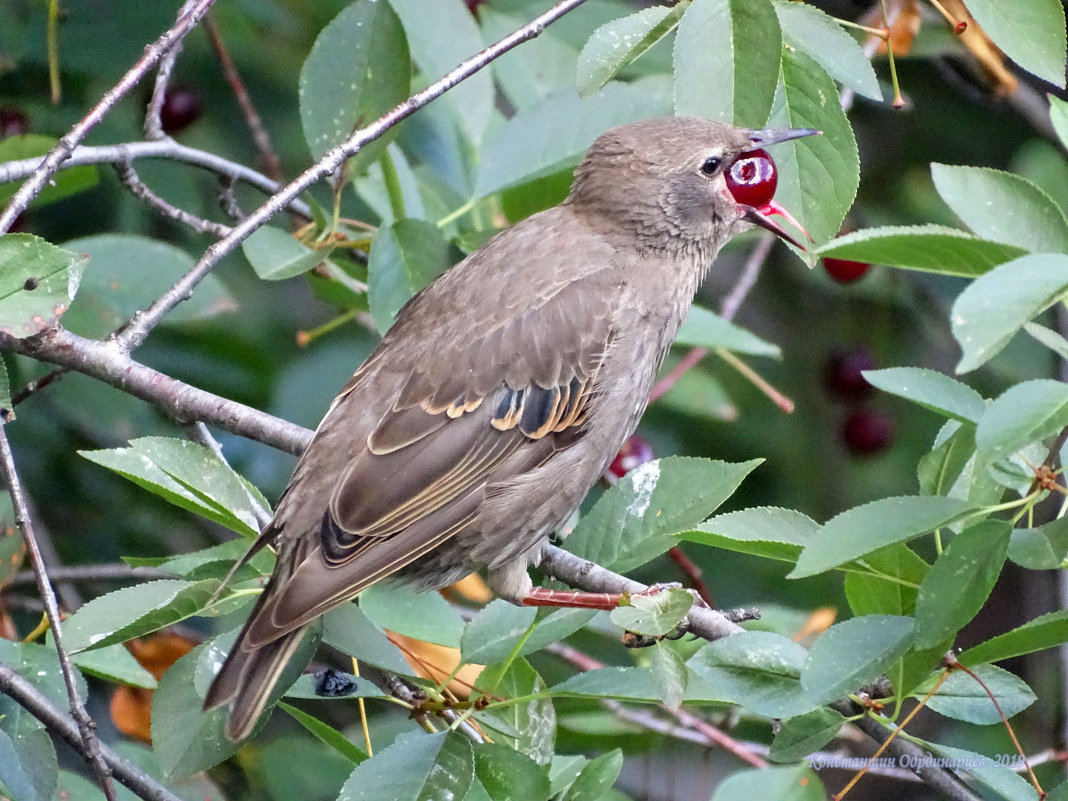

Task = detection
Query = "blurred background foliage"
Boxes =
[2,0,1068,799]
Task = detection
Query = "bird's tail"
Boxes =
[203,569,309,741]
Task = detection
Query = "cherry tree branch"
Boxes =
[0,661,183,801]
[0,0,217,233]
[0,426,117,800]
[111,0,598,352]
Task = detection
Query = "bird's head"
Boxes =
[569,117,818,254]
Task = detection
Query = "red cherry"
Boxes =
[842,410,894,455]
[823,257,870,283]
[726,149,777,208]
[607,434,655,480]
[0,107,29,139]
[824,346,876,401]
[159,87,203,135]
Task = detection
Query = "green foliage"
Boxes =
[2,1,1068,800]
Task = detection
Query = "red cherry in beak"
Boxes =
[726,149,777,208]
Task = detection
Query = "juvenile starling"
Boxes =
[205,116,817,739]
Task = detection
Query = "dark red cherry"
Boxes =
[160,87,203,134]
[842,409,894,455]
[726,149,777,208]
[0,107,29,139]
[824,346,876,401]
[608,434,655,480]
[823,257,871,283]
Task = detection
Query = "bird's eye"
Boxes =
[699,156,722,176]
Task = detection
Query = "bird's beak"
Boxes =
[746,127,821,147]
[742,126,821,250]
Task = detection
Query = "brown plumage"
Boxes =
[204,117,816,739]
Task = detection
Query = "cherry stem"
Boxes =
[716,348,795,413]
[879,0,907,107]
[927,0,967,34]
[522,587,626,609]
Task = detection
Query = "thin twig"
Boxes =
[9,564,174,586]
[0,661,184,801]
[0,0,217,233]
[0,140,309,218]
[111,0,598,352]
[203,14,283,183]
[115,160,233,237]
[183,421,272,528]
[0,426,117,800]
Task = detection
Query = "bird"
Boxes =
[204,116,817,739]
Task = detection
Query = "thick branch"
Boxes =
[1,327,310,455]
[0,662,184,801]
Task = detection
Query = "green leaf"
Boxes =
[959,609,1068,665]
[815,224,1027,277]
[769,707,846,763]
[277,702,367,765]
[801,615,914,705]
[565,457,761,573]
[563,749,623,801]
[917,422,977,497]
[80,436,268,538]
[952,253,1068,372]
[284,672,385,700]
[608,587,693,637]
[914,520,1011,648]
[242,226,334,281]
[1025,321,1068,360]
[0,233,86,338]
[475,79,672,198]
[63,580,218,652]
[686,506,818,563]
[577,4,687,97]
[766,47,860,249]
[844,544,929,617]
[386,0,491,145]
[675,304,781,357]
[61,234,235,338]
[298,0,410,169]
[0,134,98,207]
[367,217,453,334]
[931,163,1068,254]
[473,742,551,801]
[359,582,465,648]
[688,631,814,718]
[961,0,1066,88]
[322,604,413,675]
[0,725,56,801]
[69,641,157,688]
[924,664,1035,724]
[651,642,688,710]
[1009,516,1068,569]
[863,367,986,423]
[673,0,782,127]
[461,600,537,665]
[712,764,824,801]
[773,0,880,101]
[791,496,975,578]
[0,358,10,421]
[318,709,471,800]
[477,658,555,765]
[1051,95,1068,152]
[975,379,1068,464]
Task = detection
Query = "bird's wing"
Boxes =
[243,269,619,644]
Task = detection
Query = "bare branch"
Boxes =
[144,0,200,140]
[0,327,311,455]
[9,564,174,586]
[0,426,117,800]
[0,661,184,801]
[0,140,309,218]
[0,0,217,233]
[112,0,598,351]
[114,161,233,237]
